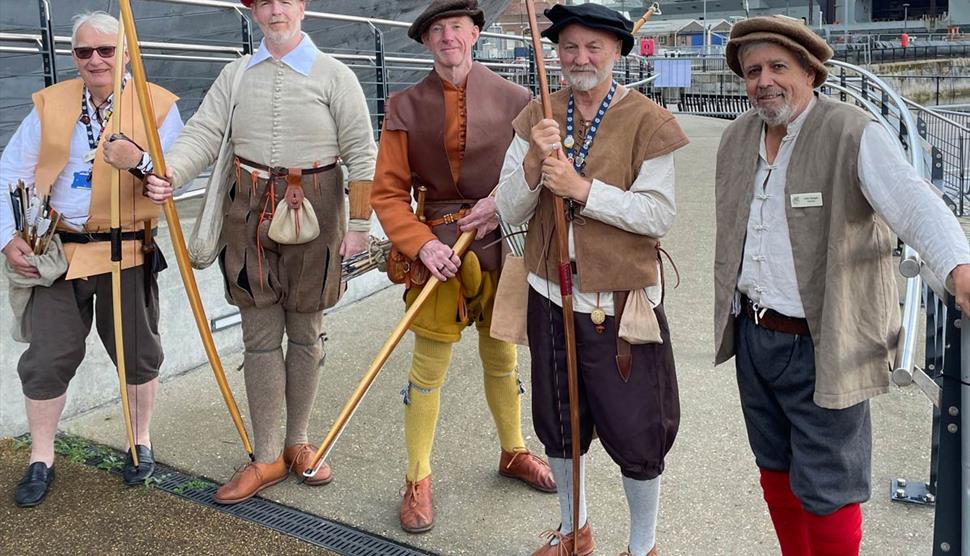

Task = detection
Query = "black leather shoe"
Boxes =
[122,445,155,486]
[15,462,54,507]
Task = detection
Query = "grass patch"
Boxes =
[173,479,215,494]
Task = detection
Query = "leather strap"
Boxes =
[613,290,632,383]
[284,168,304,208]
[741,295,811,336]
[234,155,336,177]
[425,208,469,227]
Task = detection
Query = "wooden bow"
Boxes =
[117,0,254,460]
[525,2,582,552]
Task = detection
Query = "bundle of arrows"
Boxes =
[9,180,60,255]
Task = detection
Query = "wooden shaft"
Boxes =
[525,3,582,552]
[110,22,138,467]
[304,230,477,476]
[632,5,659,35]
[118,0,254,460]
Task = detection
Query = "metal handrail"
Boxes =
[826,59,925,387]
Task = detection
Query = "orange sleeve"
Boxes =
[371,126,437,259]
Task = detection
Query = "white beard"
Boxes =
[563,61,614,92]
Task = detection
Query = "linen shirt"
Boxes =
[738,96,970,317]
[0,81,183,252]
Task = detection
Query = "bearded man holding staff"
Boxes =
[147,0,377,503]
[0,11,182,506]
[370,0,556,535]
[496,4,688,555]
[714,16,970,554]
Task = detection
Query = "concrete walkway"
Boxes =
[60,115,935,555]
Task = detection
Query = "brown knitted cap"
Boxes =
[726,16,833,88]
[408,0,486,43]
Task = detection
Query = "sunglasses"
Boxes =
[73,46,116,59]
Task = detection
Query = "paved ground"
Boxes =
[4,115,941,555]
[0,438,337,555]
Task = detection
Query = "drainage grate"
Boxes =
[43,434,437,556]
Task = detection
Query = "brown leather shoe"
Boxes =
[399,475,433,534]
[500,449,557,493]
[283,443,332,486]
[532,522,595,556]
[213,456,287,505]
[620,546,659,556]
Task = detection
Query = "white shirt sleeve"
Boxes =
[580,152,677,238]
[495,135,542,226]
[858,121,970,288]
[158,103,184,152]
[0,108,42,252]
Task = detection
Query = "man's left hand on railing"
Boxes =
[951,263,970,315]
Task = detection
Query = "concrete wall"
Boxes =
[0,203,391,437]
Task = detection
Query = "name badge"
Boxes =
[790,192,823,208]
[82,149,97,164]
[71,171,92,189]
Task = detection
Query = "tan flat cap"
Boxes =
[726,16,833,88]
[408,0,485,43]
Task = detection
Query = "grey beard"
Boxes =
[564,63,614,92]
[753,99,793,127]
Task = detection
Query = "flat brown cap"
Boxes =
[726,16,833,88]
[408,0,485,43]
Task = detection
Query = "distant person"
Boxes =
[147,0,377,503]
[497,4,689,555]
[371,0,555,534]
[0,11,182,506]
[714,16,970,554]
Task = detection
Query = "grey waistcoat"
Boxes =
[713,94,901,409]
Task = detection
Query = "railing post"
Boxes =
[527,42,538,97]
[373,25,388,134]
[960,135,966,217]
[38,0,58,86]
[839,66,846,103]
[240,12,254,55]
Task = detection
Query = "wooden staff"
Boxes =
[109,23,138,467]
[524,2,582,551]
[302,229,476,479]
[118,0,254,460]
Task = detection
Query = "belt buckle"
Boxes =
[750,301,768,326]
[270,166,287,177]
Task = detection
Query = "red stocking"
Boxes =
[805,503,863,556]
[759,469,811,556]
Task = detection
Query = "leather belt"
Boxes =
[235,156,336,178]
[425,208,469,227]
[58,229,156,244]
[741,295,810,336]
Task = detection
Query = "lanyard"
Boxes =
[564,80,617,172]
[79,77,127,152]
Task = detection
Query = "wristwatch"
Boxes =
[128,151,153,180]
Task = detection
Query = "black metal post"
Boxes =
[528,43,538,97]
[240,13,254,55]
[38,0,57,86]
[373,27,388,134]
[931,295,963,555]
[839,66,846,103]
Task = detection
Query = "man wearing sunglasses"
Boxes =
[0,11,183,507]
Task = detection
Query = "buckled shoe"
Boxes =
[283,443,332,486]
[15,462,55,508]
[213,456,287,505]
[122,445,156,486]
[399,475,433,534]
[532,522,595,556]
[500,449,557,493]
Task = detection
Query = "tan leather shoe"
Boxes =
[620,546,659,556]
[500,449,557,493]
[283,443,332,486]
[399,475,433,534]
[532,522,595,556]
[213,456,287,505]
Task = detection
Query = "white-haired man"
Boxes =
[715,16,970,554]
[0,11,183,506]
[497,4,688,555]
